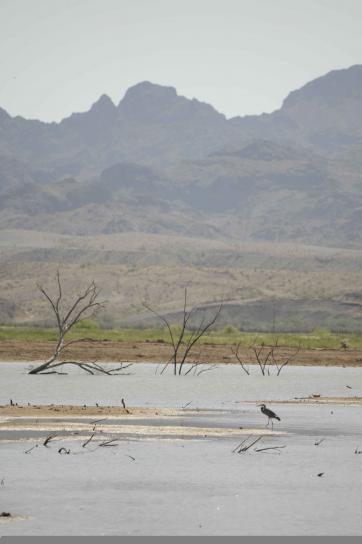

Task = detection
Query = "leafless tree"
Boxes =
[231,342,250,375]
[143,288,222,375]
[269,338,301,376]
[252,341,273,376]
[28,271,132,375]
[232,338,300,376]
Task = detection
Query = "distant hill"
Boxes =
[230,64,362,154]
[1,65,362,246]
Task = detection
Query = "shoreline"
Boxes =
[1,340,362,367]
[1,395,361,420]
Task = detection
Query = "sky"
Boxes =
[0,0,362,122]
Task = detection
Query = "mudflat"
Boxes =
[1,340,362,367]
[1,395,362,421]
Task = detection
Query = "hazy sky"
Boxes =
[1,0,362,122]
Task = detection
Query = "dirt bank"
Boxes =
[0,340,362,367]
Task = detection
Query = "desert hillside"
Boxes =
[2,66,362,329]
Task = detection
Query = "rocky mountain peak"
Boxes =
[89,94,116,114]
[283,64,362,108]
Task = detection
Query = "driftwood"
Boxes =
[90,418,108,425]
[43,434,57,447]
[24,445,38,454]
[121,398,130,413]
[233,436,286,455]
[99,438,118,447]
[232,436,262,454]
[125,455,136,461]
[254,445,286,453]
[82,434,95,448]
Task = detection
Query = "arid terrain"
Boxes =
[1,339,362,367]
[2,229,362,332]
[2,66,362,334]
[2,3,362,535]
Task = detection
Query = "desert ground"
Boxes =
[1,340,362,367]
[3,230,362,333]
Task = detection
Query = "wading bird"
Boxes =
[259,404,281,429]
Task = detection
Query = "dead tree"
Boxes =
[231,340,271,376]
[144,288,222,375]
[232,338,300,376]
[231,342,250,375]
[252,341,273,376]
[269,338,301,376]
[28,271,131,375]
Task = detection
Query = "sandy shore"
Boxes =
[0,405,287,439]
[0,405,209,418]
[1,394,361,421]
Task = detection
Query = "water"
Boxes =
[1,363,362,535]
[1,363,361,408]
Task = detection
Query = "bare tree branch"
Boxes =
[144,289,222,375]
[233,436,263,454]
[254,445,286,452]
[232,337,300,376]
[231,343,250,375]
[43,434,57,447]
[29,272,130,376]
[99,438,118,447]
[82,433,95,448]
[270,342,301,376]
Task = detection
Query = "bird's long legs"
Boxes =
[266,417,274,429]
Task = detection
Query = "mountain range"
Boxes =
[1,64,362,246]
[0,65,362,245]
[2,64,362,327]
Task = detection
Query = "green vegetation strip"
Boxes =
[0,321,359,349]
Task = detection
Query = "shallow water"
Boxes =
[1,430,361,535]
[1,363,362,535]
[1,363,361,408]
